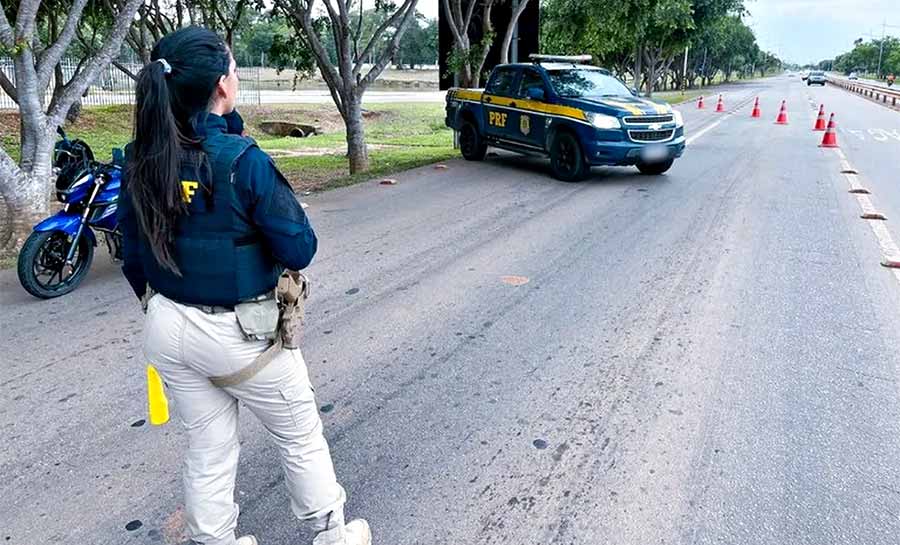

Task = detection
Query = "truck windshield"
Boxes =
[547,69,632,98]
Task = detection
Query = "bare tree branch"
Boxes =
[500,0,530,64]
[462,0,479,38]
[0,70,17,103]
[0,4,15,46]
[48,0,143,125]
[113,59,138,80]
[357,0,417,75]
[38,0,91,90]
[290,0,342,93]
[352,0,363,65]
[440,0,465,47]
[14,0,42,40]
[361,0,418,90]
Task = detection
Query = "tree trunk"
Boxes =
[499,0,529,64]
[0,133,54,256]
[0,175,48,256]
[66,100,83,123]
[633,43,643,93]
[645,52,656,96]
[344,97,369,174]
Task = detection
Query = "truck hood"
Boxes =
[565,95,673,117]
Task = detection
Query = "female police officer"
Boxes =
[118,27,370,545]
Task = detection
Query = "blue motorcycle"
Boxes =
[17,127,124,298]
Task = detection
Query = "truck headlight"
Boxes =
[673,109,684,126]
[589,112,621,130]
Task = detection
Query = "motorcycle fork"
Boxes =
[65,176,103,264]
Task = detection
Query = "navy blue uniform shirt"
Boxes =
[118,111,317,300]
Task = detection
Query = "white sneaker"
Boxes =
[237,536,259,545]
[312,519,371,545]
[345,520,371,545]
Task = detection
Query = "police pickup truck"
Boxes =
[445,55,685,181]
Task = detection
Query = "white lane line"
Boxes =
[686,93,756,145]
[829,145,900,283]
[686,117,728,145]
[806,100,900,279]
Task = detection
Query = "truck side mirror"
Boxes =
[526,87,545,101]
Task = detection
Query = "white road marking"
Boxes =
[830,146,900,283]
[686,93,756,145]
[836,128,900,142]
[686,117,728,145]
[807,101,900,280]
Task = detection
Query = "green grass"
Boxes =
[655,90,704,105]
[0,101,454,193]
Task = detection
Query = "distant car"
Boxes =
[801,73,809,81]
[807,71,826,85]
[848,72,859,80]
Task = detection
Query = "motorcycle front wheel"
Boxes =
[17,230,94,299]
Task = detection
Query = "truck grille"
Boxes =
[623,114,674,125]
[628,129,674,142]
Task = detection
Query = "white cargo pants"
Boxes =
[143,294,346,545]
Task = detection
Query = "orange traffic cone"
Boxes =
[697,96,705,109]
[715,94,725,112]
[751,97,761,118]
[819,113,839,148]
[813,104,826,131]
[774,100,788,124]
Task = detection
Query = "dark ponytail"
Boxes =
[126,26,230,274]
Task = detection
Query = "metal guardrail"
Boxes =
[828,76,900,108]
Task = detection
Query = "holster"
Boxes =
[209,270,309,388]
[276,269,309,350]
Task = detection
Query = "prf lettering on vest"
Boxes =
[489,111,508,128]
[181,181,200,204]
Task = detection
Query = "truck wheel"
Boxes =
[636,158,675,175]
[459,121,487,161]
[550,131,589,182]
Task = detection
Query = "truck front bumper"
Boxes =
[583,131,686,166]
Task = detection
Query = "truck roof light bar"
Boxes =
[528,54,593,64]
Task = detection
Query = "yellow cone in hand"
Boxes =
[147,364,169,426]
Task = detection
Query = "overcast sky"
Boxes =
[745,0,899,65]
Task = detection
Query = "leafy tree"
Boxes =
[395,14,437,68]
[540,0,752,95]
[442,0,498,87]
[272,0,420,173]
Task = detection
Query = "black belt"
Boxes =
[180,302,235,314]
[178,291,275,315]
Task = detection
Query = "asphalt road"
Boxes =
[4,76,900,545]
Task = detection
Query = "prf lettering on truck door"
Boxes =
[489,111,508,127]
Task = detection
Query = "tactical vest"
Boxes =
[142,132,282,307]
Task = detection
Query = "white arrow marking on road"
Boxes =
[869,128,890,142]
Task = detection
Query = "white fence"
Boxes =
[0,58,262,110]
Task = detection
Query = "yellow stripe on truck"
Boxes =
[451,89,485,102]
[645,101,670,115]
[483,94,588,122]
[598,99,644,116]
